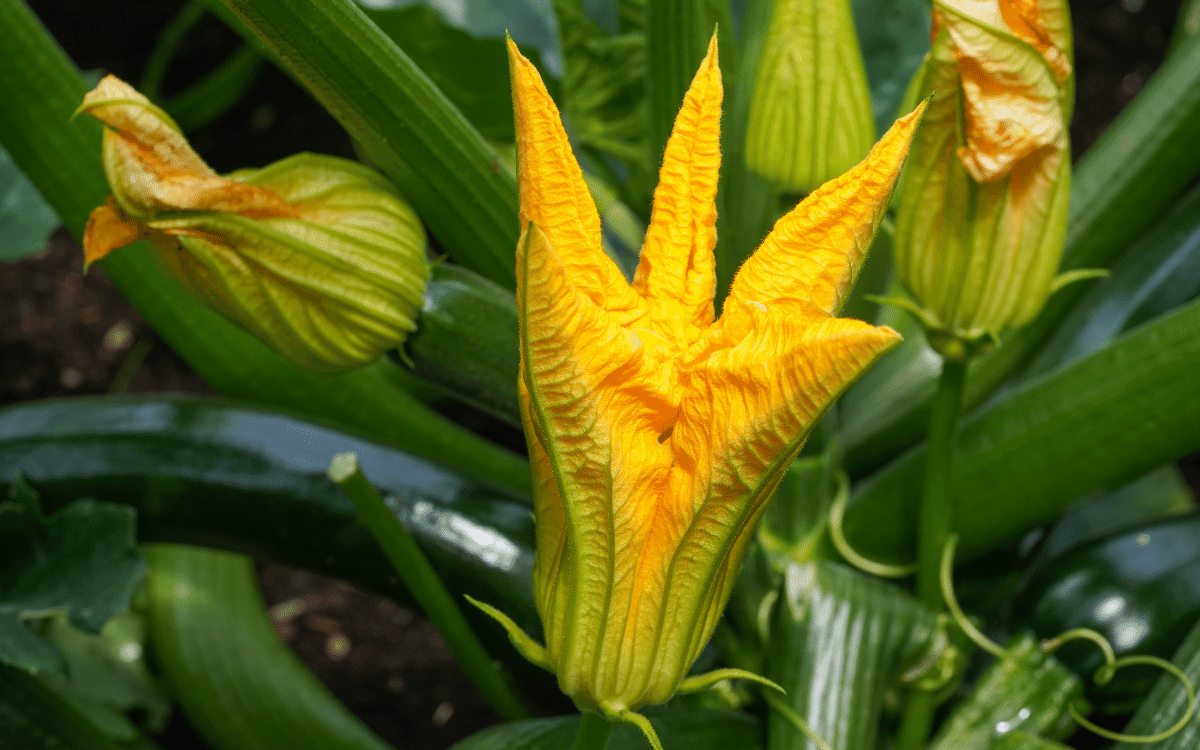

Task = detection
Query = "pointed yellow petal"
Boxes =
[724,101,926,320]
[617,312,902,690]
[516,224,677,695]
[507,40,633,312]
[632,34,721,336]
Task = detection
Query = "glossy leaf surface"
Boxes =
[845,297,1200,563]
[768,561,943,750]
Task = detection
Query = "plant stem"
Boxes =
[327,452,530,721]
[896,357,968,750]
[571,713,613,750]
[916,358,967,608]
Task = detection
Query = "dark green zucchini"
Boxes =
[1012,515,1200,712]
[0,396,539,637]
[399,264,521,427]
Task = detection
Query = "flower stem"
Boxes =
[571,713,613,750]
[916,358,967,608]
[327,452,529,721]
[895,357,968,750]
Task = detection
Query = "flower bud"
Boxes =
[744,0,875,193]
[892,0,1075,357]
[79,76,429,374]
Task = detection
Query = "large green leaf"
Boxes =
[450,707,762,749]
[213,0,520,287]
[767,561,943,750]
[0,479,145,676]
[0,0,530,493]
[844,297,1200,564]
[357,0,562,76]
[143,544,397,750]
[0,142,58,261]
[0,664,157,750]
[1017,183,1200,382]
[360,5,518,142]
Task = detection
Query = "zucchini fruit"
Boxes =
[0,396,539,635]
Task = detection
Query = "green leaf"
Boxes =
[0,479,146,675]
[213,0,520,287]
[929,633,1083,750]
[449,707,762,750]
[0,664,154,750]
[360,5,518,142]
[0,0,531,493]
[844,297,1200,564]
[0,142,58,261]
[144,544,397,750]
[990,733,1073,750]
[356,0,562,76]
[768,561,945,750]
[33,612,170,741]
[1111,617,1200,750]
[1018,183,1200,382]
[851,0,931,137]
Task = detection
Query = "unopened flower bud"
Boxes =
[79,76,429,374]
[892,0,1079,357]
[744,0,875,193]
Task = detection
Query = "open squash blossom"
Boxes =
[892,0,1080,358]
[470,35,925,742]
[79,76,429,374]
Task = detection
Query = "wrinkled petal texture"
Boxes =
[80,76,294,222]
[512,37,913,711]
[79,75,429,373]
[894,0,1071,339]
[937,0,1067,183]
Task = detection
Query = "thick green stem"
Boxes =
[571,713,613,750]
[327,453,529,721]
[916,359,967,607]
[896,357,967,750]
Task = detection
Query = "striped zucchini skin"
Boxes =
[0,396,539,636]
[401,264,521,428]
[143,544,397,750]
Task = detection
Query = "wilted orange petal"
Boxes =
[82,198,142,267]
[507,41,637,314]
[80,75,294,218]
[632,34,721,339]
[724,101,926,320]
[937,5,1065,183]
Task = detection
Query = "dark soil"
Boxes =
[3,0,1196,748]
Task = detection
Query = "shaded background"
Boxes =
[2,0,1194,747]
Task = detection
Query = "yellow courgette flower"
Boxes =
[473,36,924,744]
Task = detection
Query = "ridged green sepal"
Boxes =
[744,0,875,193]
